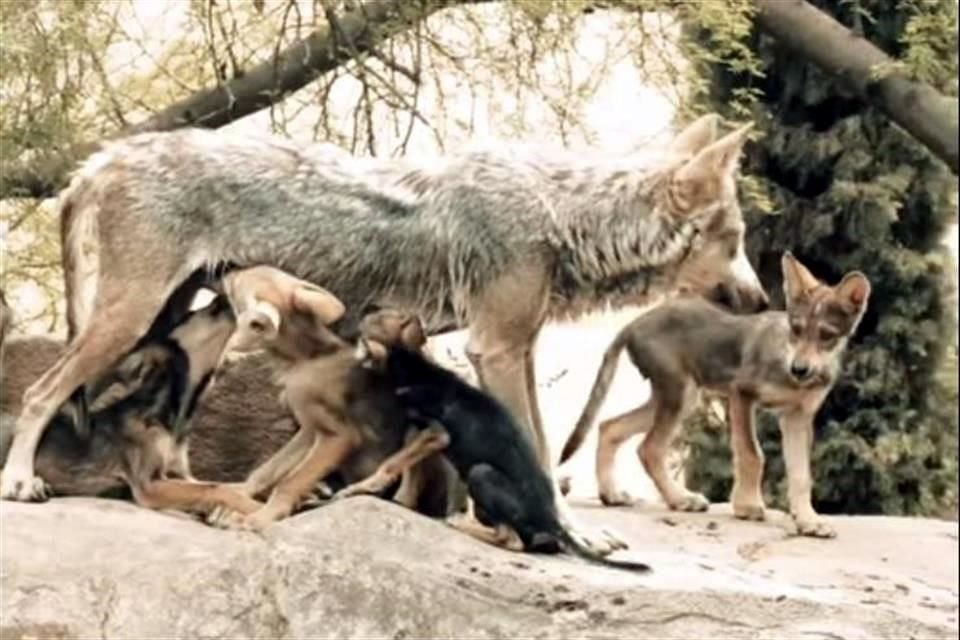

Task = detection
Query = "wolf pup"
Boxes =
[209,269,449,530]
[344,339,651,573]
[0,296,263,516]
[558,252,871,538]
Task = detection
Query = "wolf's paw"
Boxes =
[732,502,766,521]
[794,517,836,539]
[669,491,710,513]
[557,474,572,497]
[206,506,244,529]
[599,488,636,507]
[0,470,51,502]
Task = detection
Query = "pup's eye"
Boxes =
[249,320,267,333]
[790,322,804,337]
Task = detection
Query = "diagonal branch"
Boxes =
[754,0,959,175]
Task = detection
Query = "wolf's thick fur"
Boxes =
[348,341,650,573]
[0,297,264,516]
[558,253,871,538]
[2,115,765,555]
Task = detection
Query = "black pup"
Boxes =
[342,340,651,574]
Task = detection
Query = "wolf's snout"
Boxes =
[789,360,813,382]
[712,282,769,314]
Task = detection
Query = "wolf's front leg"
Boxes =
[779,410,835,538]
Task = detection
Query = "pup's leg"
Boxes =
[335,423,450,500]
[1,272,181,502]
[131,479,264,515]
[728,394,766,521]
[595,402,656,506]
[638,379,708,512]
[447,512,524,551]
[235,424,317,498]
[779,410,834,538]
[237,431,355,531]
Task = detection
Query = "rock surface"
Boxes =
[1,496,957,639]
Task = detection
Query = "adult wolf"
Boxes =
[1,113,766,549]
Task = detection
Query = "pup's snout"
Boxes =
[789,360,813,382]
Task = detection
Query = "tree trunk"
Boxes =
[0,0,480,200]
[754,0,959,175]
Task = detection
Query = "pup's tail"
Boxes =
[558,331,629,464]
[554,525,651,574]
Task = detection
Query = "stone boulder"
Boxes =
[2,497,956,639]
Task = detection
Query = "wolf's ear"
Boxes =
[674,122,753,184]
[780,251,821,302]
[292,285,346,326]
[400,316,427,349]
[668,113,720,156]
[835,271,871,312]
[238,300,280,340]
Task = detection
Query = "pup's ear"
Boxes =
[400,316,427,350]
[355,337,388,367]
[292,285,346,326]
[781,251,821,303]
[835,271,871,313]
[668,113,720,156]
[239,300,280,340]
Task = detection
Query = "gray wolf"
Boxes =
[341,338,651,573]
[558,252,871,538]
[2,113,765,555]
[0,295,263,516]
[208,271,450,530]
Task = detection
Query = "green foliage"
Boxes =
[683,0,958,517]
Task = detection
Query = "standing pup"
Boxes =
[342,339,651,573]
[558,253,871,538]
[211,269,447,529]
[4,115,766,556]
[0,296,263,516]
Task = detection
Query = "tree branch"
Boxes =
[754,0,959,175]
[0,0,483,201]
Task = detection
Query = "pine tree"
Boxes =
[683,0,958,517]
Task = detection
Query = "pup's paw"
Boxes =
[599,488,636,507]
[794,517,836,539]
[669,491,710,513]
[732,502,766,521]
[206,506,244,529]
[0,470,51,502]
[568,524,629,556]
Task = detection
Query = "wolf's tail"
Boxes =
[554,524,651,574]
[558,330,629,464]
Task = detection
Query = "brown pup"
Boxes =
[558,252,871,538]
[210,268,447,530]
[0,296,263,516]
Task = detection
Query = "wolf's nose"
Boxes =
[790,361,812,381]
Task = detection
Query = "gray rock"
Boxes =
[2,497,957,639]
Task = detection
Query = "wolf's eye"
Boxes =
[789,321,804,337]
[819,329,838,343]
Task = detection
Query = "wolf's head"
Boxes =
[779,251,871,388]
[662,115,768,314]
[222,265,346,361]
